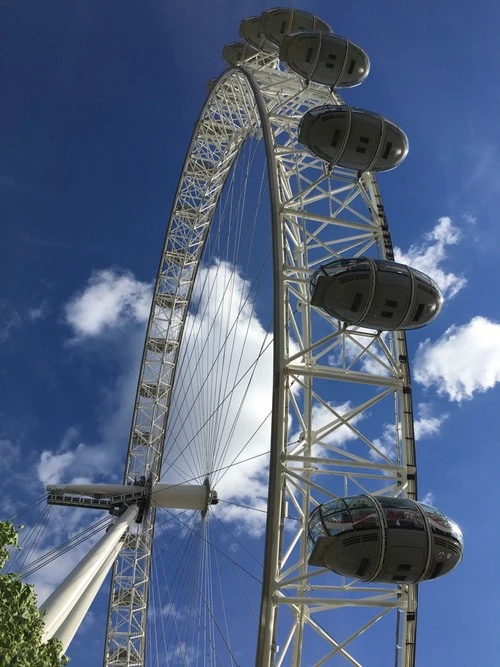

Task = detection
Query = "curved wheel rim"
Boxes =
[104,55,418,667]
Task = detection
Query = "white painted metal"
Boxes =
[46,484,142,498]
[47,482,210,510]
[55,542,123,652]
[40,504,138,644]
[100,35,419,667]
[149,483,207,509]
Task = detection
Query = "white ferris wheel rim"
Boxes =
[103,55,419,667]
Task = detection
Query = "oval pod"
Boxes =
[308,495,463,584]
[310,258,442,331]
[298,105,408,172]
[280,31,370,88]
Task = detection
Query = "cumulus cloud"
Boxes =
[394,217,466,299]
[414,316,500,401]
[64,268,152,338]
[161,260,274,537]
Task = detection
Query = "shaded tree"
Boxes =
[0,521,69,666]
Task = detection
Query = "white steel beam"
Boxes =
[40,505,138,643]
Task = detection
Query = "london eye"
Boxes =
[28,8,463,666]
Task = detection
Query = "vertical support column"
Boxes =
[55,541,123,652]
[40,505,138,645]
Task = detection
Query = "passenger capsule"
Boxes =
[260,8,331,47]
[308,495,463,583]
[222,42,259,67]
[280,31,369,88]
[239,16,278,53]
[310,257,442,330]
[298,105,409,172]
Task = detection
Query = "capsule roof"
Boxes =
[260,8,331,47]
[239,15,278,53]
[310,257,442,331]
[280,31,370,88]
[240,8,331,54]
[298,105,409,172]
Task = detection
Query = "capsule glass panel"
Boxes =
[298,105,409,172]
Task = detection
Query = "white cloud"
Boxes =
[371,404,447,460]
[463,212,476,226]
[64,268,152,338]
[414,403,448,440]
[420,491,435,506]
[309,400,365,451]
[0,299,21,342]
[0,438,20,470]
[328,329,392,377]
[161,260,274,537]
[37,450,76,485]
[28,302,49,321]
[394,216,466,299]
[414,316,500,401]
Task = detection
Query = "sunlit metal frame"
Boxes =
[104,53,418,667]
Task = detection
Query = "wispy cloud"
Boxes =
[394,217,466,299]
[0,299,22,342]
[371,404,447,461]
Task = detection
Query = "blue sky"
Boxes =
[2,1,500,665]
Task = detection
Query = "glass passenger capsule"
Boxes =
[310,257,442,330]
[260,8,331,47]
[280,31,370,88]
[239,15,278,53]
[308,495,463,583]
[298,105,409,172]
[222,42,259,66]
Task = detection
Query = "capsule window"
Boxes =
[359,136,370,144]
[355,146,366,154]
[350,292,363,313]
[381,311,394,318]
[305,47,314,63]
[429,562,443,580]
[385,299,397,307]
[412,304,425,322]
[392,574,407,582]
[331,128,341,147]
[382,142,393,160]
[347,59,356,74]
[397,564,412,572]
[325,52,337,69]
[280,20,286,34]
[356,558,371,577]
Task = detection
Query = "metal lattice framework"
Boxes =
[103,50,418,667]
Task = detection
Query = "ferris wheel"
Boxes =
[37,8,463,667]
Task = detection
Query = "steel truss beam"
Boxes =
[100,52,418,666]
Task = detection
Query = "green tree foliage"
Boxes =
[0,521,69,666]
